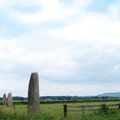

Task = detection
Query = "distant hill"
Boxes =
[97,92,120,97]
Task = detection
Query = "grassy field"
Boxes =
[1,101,120,120]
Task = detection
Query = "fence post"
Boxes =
[64,105,67,118]
[81,106,84,117]
[118,104,120,109]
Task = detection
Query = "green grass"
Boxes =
[0,101,120,120]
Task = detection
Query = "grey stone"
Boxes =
[7,92,13,106]
[28,72,40,114]
[3,93,7,105]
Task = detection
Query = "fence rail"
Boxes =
[63,103,120,118]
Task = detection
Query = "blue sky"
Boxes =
[0,0,120,97]
[88,0,115,13]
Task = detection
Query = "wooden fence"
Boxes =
[63,103,120,118]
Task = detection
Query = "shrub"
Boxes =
[99,104,109,115]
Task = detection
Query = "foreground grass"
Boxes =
[0,101,120,120]
[0,104,64,120]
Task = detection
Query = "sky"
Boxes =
[1,0,120,97]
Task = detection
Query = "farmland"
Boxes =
[1,101,120,120]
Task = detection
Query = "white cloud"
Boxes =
[107,0,120,20]
[40,80,120,96]
[1,0,120,96]
[0,72,28,97]
[10,0,92,24]
[46,11,120,46]
[0,0,16,9]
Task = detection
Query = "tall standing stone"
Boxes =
[28,72,40,114]
[3,93,7,105]
[7,92,13,106]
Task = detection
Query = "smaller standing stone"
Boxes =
[7,92,13,106]
[3,93,7,105]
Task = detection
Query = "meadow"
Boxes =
[1,101,120,120]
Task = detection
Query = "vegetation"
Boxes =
[1,95,120,102]
[0,101,120,120]
[1,96,120,105]
[99,104,109,115]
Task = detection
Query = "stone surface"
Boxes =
[28,72,40,114]
[3,93,7,105]
[7,92,13,106]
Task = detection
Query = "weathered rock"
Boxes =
[28,72,40,114]
[7,92,13,106]
[3,93,7,105]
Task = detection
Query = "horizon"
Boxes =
[1,0,120,97]
[2,91,120,98]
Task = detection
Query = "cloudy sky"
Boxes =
[1,0,120,97]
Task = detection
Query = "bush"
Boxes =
[99,104,109,115]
